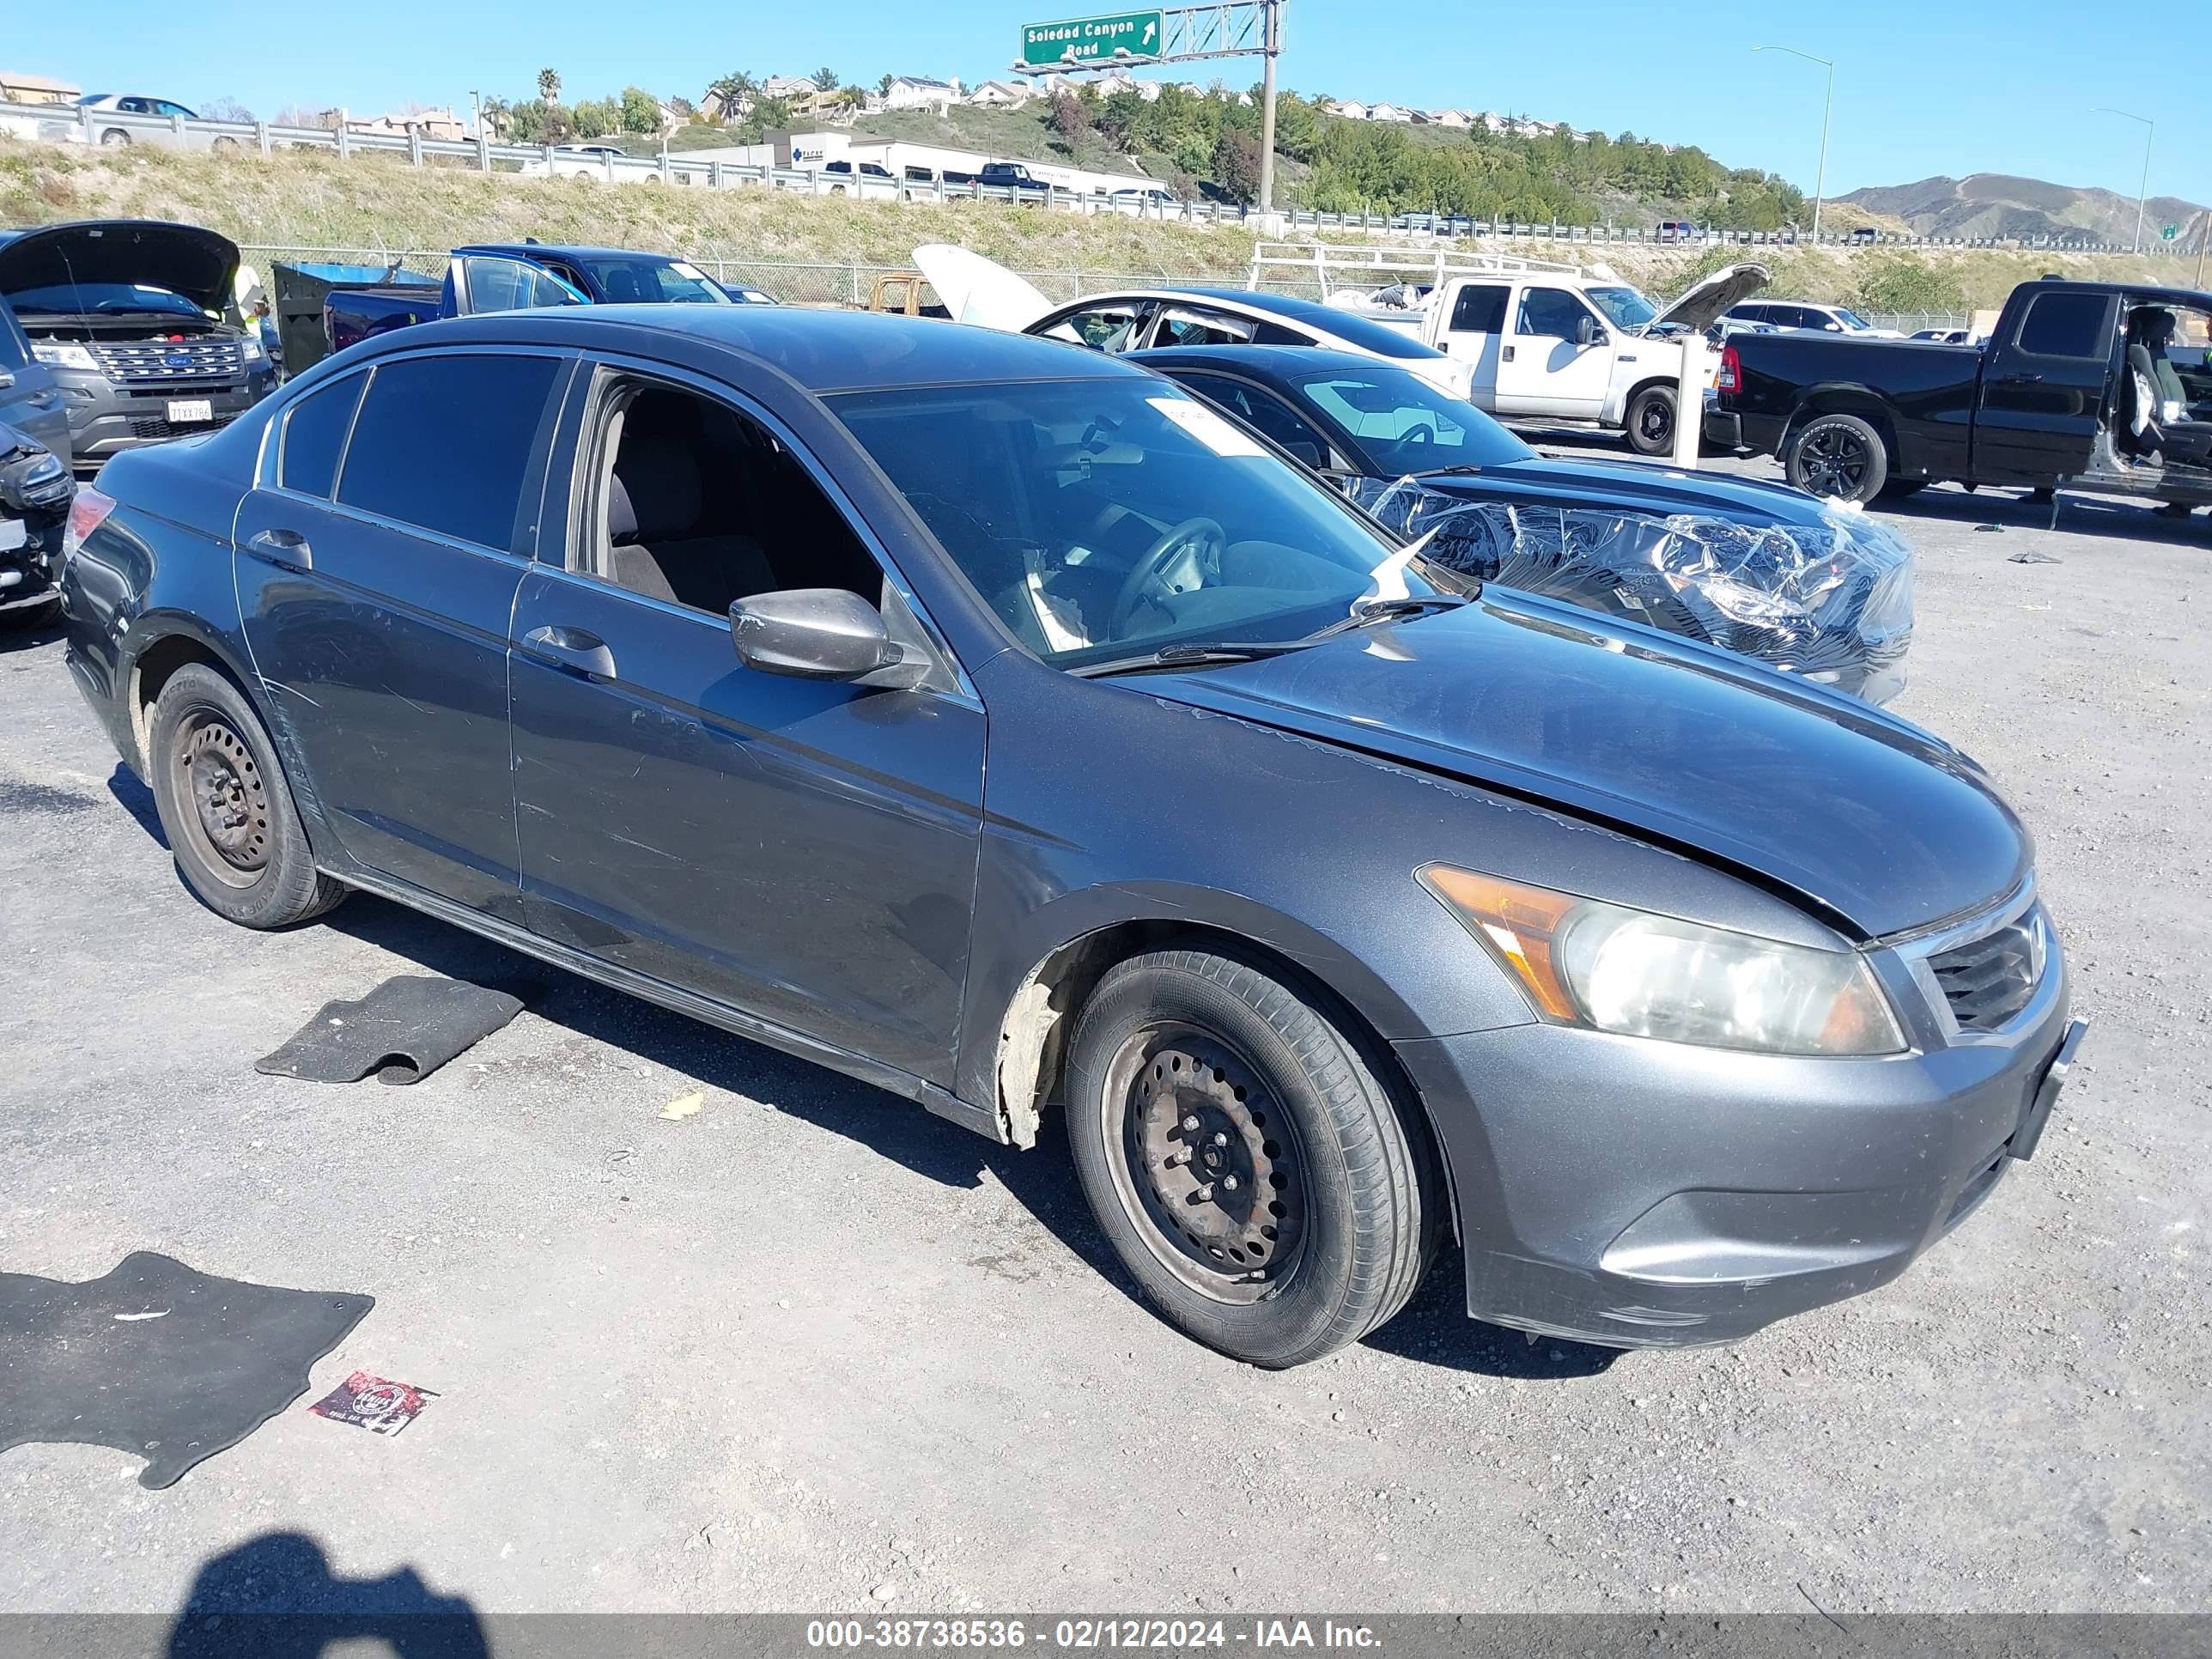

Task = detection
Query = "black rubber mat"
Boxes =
[0,1252,373,1489]
[255,975,525,1085]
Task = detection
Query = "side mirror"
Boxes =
[1284,438,1326,468]
[1575,315,1607,347]
[729,588,927,687]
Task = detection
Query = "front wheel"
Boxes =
[1064,949,1440,1369]
[1624,384,1677,457]
[147,663,348,930]
[100,127,131,147]
[1784,411,1889,503]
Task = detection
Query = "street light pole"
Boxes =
[1753,46,1832,244]
[2093,106,2154,252]
[1257,0,1283,215]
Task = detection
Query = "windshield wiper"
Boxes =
[1299,594,1468,642]
[1066,640,1316,678]
[1413,463,1486,477]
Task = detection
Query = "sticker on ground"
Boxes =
[308,1370,437,1437]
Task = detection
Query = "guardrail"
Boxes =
[7,100,2203,258]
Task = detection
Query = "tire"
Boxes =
[147,663,347,930]
[210,136,240,154]
[1784,411,1889,503]
[1064,948,1441,1369]
[100,128,131,148]
[1623,384,1676,457]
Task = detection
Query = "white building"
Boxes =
[1369,102,1413,123]
[968,81,1030,108]
[1327,100,1368,119]
[881,75,961,113]
[1428,108,1471,128]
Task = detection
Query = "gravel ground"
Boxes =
[1,463,2206,1623]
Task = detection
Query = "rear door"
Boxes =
[1494,283,1613,417]
[1973,287,2117,483]
[234,348,574,913]
[1435,281,1509,409]
[0,298,69,461]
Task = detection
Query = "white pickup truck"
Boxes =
[1256,243,1768,455]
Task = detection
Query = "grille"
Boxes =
[1928,910,2043,1031]
[93,337,247,386]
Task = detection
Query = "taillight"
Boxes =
[64,486,117,559]
[1716,343,1741,393]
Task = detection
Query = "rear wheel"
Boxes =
[1785,411,1889,503]
[148,664,347,930]
[1624,384,1676,457]
[100,127,131,147]
[1064,949,1440,1369]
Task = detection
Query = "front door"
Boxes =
[1973,286,2115,483]
[1494,284,1614,418]
[234,349,573,912]
[0,300,69,461]
[507,365,985,1084]
[1436,281,1510,410]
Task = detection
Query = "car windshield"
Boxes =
[568,257,730,304]
[1586,285,1660,330]
[831,377,1460,670]
[1294,364,1534,474]
[3,282,207,319]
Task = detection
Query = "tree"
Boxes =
[666,94,695,120]
[538,68,562,103]
[619,85,661,135]
[703,72,754,124]
[878,74,894,95]
[1268,91,1318,162]
[478,95,511,138]
[1212,128,1261,204]
[811,67,839,92]
[201,95,255,123]
[569,97,619,139]
[1048,89,1093,160]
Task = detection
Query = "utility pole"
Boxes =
[1753,46,1832,243]
[1257,0,1283,214]
[469,88,483,139]
[2093,107,2154,252]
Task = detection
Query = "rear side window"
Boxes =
[1449,283,1509,334]
[2015,292,2112,359]
[278,374,366,498]
[337,355,562,551]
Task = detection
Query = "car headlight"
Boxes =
[33,342,99,372]
[240,331,266,362]
[1419,865,1905,1056]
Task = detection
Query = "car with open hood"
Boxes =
[0,220,276,470]
[60,306,2083,1368]
[1133,343,1917,703]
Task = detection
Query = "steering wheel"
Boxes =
[1110,517,1226,635]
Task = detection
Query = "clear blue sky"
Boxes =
[12,0,2209,206]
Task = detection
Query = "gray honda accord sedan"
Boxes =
[58,305,2085,1368]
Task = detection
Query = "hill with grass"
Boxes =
[1840,173,2209,245]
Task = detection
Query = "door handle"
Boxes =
[521,623,617,678]
[244,526,313,572]
[1996,372,2045,386]
[1502,344,1516,362]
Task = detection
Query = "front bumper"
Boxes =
[52,367,274,469]
[1394,955,2079,1348]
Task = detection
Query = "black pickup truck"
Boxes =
[1707,276,2212,514]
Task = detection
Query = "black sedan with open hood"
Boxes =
[0,220,276,470]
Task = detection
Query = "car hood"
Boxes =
[1130,590,2024,939]
[0,220,241,313]
[1422,453,1838,523]
[1647,262,1770,335]
[911,243,1054,332]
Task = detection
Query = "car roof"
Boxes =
[364,305,1140,394]
[1127,343,1408,381]
[1073,286,1447,360]
[453,243,684,263]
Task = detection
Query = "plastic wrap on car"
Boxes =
[1347,478,1916,704]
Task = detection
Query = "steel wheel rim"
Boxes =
[174,712,270,884]
[1100,1024,1307,1305]
[1802,426,1869,496]
[1638,396,1672,446]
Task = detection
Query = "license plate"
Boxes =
[2009,1018,2088,1161]
[167,398,214,424]
[0,517,24,551]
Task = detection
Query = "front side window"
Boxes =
[1154,307,1254,348]
[1297,366,1534,475]
[1516,287,1597,339]
[278,374,366,498]
[337,355,562,552]
[461,258,579,315]
[1037,302,1150,352]
[831,377,1459,668]
[570,257,731,305]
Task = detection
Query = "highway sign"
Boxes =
[1020,9,1164,67]
[2161,222,2180,241]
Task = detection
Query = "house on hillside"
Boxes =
[1428,108,1471,128]
[348,107,466,142]
[0,71,80,106]
[1369,102,1413,123]
[968,81,1030,108]
[1094,69,1141,97]
[882,74,961,113]
[763,76,822,112]
[1327,100,1369,119]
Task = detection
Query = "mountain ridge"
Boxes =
[1840,172,2209,245]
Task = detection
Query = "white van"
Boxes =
[1254,243,1768,454]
